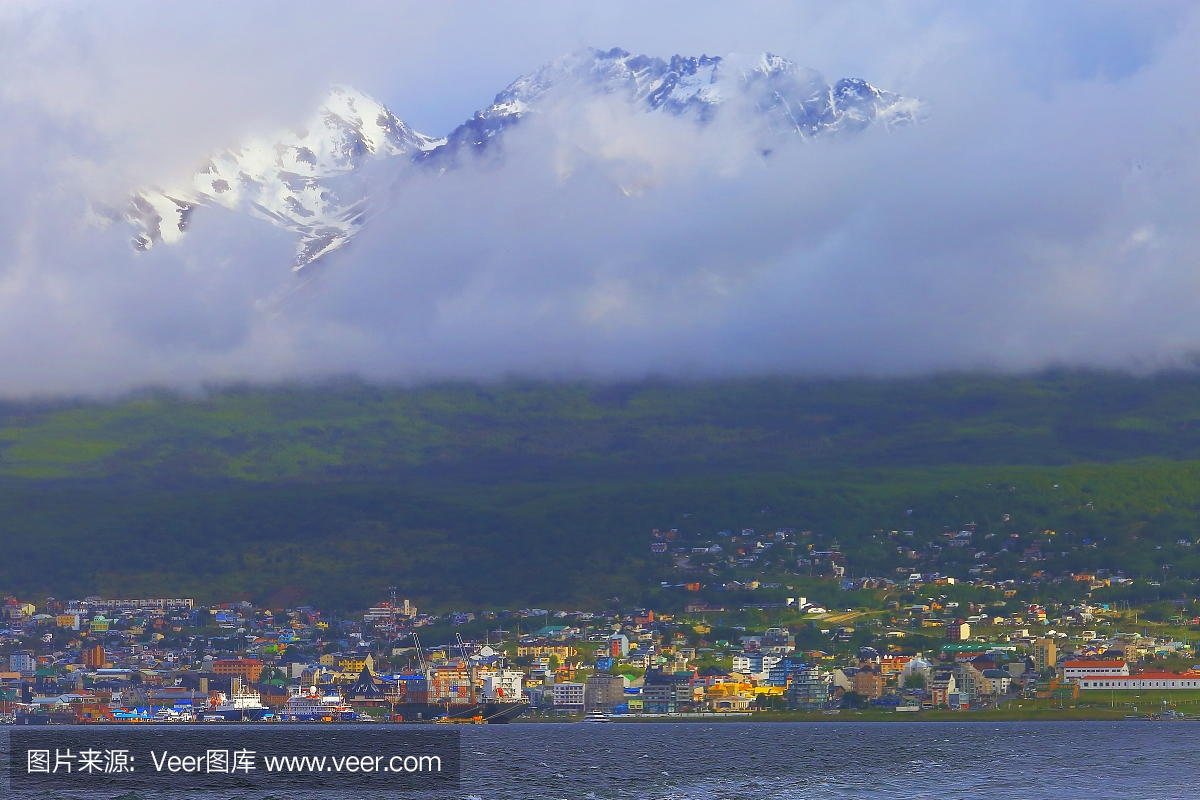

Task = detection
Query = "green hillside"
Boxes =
[3,372,1200,610]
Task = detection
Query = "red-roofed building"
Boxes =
[1063,660,1128,683]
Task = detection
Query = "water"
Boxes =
[3,721,1196,799]
[463,722,1195,800]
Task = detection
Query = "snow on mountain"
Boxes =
[124,49,920,269]
[127,87,442,269]
[428,48,921,161]
[738,53,921,135]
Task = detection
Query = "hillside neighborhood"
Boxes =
[2,569,1198,723]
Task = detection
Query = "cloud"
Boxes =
[0,1,1197,394]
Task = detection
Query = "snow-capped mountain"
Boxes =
[125,49,920,269]
[127,87,443,268]
[428,48,920,160]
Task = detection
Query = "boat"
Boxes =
[382,643,528,723]
[153,708,189,722]
[201,686,268,722]
[14,708,78,725]
[387,698,528,723]
[282,686,356,721]
[581,710,612,723]
[434,712,485,724]
[110,707,153,722]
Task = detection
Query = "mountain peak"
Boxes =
[430,47,918,162]
[123,48,920,269]
[126,86,442,268]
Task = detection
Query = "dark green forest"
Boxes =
[4,371,1200,610]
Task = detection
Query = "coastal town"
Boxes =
[2,562,1199,724]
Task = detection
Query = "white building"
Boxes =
[1077,671,1200,690]
[551,682,586,711]
[289,662,319,679]
[9,651,36,673]
[981,669,1012,695]
[73,597,193,611]
[732,652,764,674]
[1062,660,1128,683]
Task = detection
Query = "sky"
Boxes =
[0,1,1197,395]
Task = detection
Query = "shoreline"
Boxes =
[516,708,1190,724]
[1,710,1182,728]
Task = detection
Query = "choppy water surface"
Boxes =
[465,722,1193,800]
[4,721,1196,799]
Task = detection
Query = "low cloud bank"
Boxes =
[0,2,1197,395]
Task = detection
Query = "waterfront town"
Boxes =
[2,563,1199,724]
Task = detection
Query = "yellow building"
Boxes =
[338,654,375,674]
[516,645,575,660]
[706,681,758,711]
[1033,639,1056,674]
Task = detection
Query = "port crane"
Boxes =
[455,632,478,704]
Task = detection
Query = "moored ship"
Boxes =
[374,637,528,723]
[388,699,527,723]
[202,686,268,721]
[282,685,356,721]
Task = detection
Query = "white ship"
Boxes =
[203,687,267,721]
[282,686,355,721]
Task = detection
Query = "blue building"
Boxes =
[786,663,829,710]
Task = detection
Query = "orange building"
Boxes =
[81,645,106,669]
[879,655,912,675]
[212,659,264,683]
[853,666,884,700]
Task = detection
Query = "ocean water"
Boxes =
[3,721,1195,799]
[463,722,1195,800]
